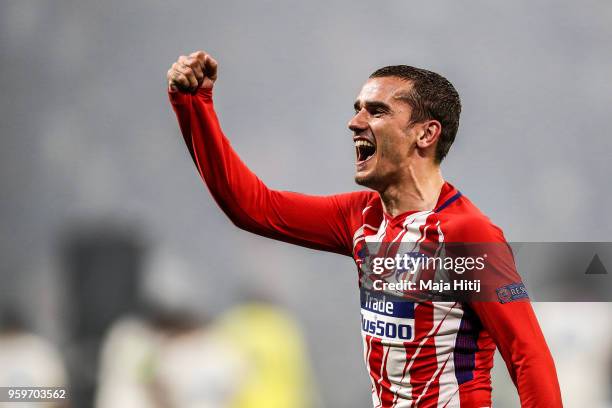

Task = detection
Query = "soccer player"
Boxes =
[167,50,563,407]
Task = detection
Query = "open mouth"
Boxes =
[355,139,376,163]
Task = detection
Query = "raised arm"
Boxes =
[166,51,368,255]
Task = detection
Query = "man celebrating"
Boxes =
[167,50,562,407]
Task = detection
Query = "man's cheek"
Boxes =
[378,145,400,165]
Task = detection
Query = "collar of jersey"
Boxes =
[381,182,461,225]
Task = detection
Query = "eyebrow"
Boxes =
[353,100,392,113]
[393,91,416,106]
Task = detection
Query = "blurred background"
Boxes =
[1,0,611,407]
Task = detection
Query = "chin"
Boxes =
[354,172,378,190]
[355,166,391,192]
[354,175,367,187]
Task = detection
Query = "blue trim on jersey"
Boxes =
[454,308,481,385]
[435,191,462,213]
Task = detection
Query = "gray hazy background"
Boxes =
[1,1,611,407]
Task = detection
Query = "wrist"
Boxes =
[196,86,214,101]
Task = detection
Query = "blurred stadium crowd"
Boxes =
[1,225,319,408]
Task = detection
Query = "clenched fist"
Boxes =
[167,51,218,93]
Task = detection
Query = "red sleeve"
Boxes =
[471,301,562,407]
[168,87,368,256]
[452,218,563,407]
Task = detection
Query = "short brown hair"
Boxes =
[370,65,461,163]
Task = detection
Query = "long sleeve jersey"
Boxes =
[169,86,563,408]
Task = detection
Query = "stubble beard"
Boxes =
[355,170,386,192]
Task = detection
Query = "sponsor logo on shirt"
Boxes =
[360,289,415,342]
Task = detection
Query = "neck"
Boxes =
[379,163,445,217]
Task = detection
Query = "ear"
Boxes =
[415,120,442,149]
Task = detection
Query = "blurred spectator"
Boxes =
[94,316,158,408]
[95,311,246,408]
[217,301,318,408]
[151,315,248,408]
[0,309,69,408]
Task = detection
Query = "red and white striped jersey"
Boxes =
[169,87,562,408]
[353,187,501,407]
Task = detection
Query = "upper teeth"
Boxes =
[355,140,374,148]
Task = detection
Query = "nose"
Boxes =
[348,109,368,133]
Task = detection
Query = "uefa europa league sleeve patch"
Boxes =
[496,282,529,304]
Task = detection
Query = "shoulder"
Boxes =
[438,192,507,243]
[331,190,378,213]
